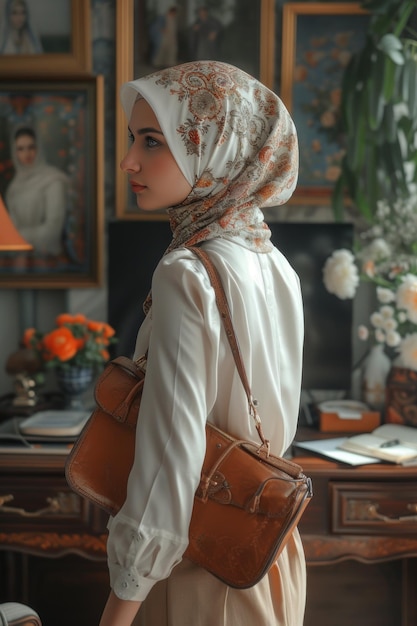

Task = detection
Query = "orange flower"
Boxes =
[22,328,36,347]
[43,327,78,362]
[100,349,110,361]
[56,313,87,326]
[21,312,117,370]
[87,320,115,338]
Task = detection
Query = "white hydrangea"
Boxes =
[322,249,359,300]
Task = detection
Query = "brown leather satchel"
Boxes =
[65,247,312,589]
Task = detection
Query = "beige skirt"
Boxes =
[134,529,306,626]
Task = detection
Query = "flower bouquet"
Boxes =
[323,195,417,424]
[21,313,117,409]
[22,313,117,371]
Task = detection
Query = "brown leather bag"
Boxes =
[65,247,312,589]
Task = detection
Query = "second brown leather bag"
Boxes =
[66,248,312,589]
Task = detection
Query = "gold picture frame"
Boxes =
[280,2,369,205]
[0,0,91,76]
[115,0,275,220]
[0,75,104,288]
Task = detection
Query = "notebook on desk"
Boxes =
[293,436,381,466]
[338,423,417,465]
[19,409,90,440]
[0,410,89,453]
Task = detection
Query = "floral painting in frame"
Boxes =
[280,2,369,205]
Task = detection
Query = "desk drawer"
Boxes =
[331,481,417,535]
[0,475,91,531]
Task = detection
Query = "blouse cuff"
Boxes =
[110,563,158,602]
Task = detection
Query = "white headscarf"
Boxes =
[120,61,298,253]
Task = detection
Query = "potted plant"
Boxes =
[332,0,417,222]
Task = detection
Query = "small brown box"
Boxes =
[319,410,381,433]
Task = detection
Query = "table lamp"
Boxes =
[0,193,32,251]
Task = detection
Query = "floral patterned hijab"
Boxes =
[120,61,298,255]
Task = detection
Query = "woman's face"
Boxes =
[121,98,192,212]
[9,1,27,30]
[15,133,37,166]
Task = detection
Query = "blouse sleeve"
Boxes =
[106,252,220,602]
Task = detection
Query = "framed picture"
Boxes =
[0,0,91,76]
[115,0,275,219]
[280,2,369,205]
[0,76,104,288]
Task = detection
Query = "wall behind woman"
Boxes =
[0,0,115,395]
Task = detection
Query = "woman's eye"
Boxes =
[128,130,134,143]
[145,136,159,148]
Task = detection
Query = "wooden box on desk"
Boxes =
[318,407,381,432]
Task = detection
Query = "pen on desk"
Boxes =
[379,439,400,448]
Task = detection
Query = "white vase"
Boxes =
[362,344,391,410]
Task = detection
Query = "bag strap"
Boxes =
[189,246,270,453]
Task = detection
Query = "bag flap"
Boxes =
[94,356,145,425]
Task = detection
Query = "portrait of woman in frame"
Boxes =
[0,76,104,289]
[0,0,91,75]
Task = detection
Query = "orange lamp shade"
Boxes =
[0,193,33,251]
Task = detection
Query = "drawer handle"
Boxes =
[0,494,63,517]
[366,502,417,523]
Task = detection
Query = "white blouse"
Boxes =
[106,238,304,601]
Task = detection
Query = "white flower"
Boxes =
[398,310,408,323]
[376,287,395,304]
[358,325,369,340]
[396,274,417,323]
[322,249,359,299]
[370,311,384,328]
[386,330,401,348]
[398,333,417,370]
[361,238,391,262]
[375,328,386,343]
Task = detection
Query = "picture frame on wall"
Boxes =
[0,0,91,76]
[280,2,369,205]
[115,0,275,219]
[0,76,104,288]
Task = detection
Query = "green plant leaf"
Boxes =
[354,186,373,223]
[404,56,417,120]
[368,52,386,129]
[382,57,397,101]
[364,146,378,205]
[378,34,405,64]
[331,175,346,222]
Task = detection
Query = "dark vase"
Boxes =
[385,366,417,427]
[56,366,94,410]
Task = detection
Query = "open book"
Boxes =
[339,423,417,464]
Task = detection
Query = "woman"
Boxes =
[100,60,305,626]
[0,0,43,54]
[6,125,69,256]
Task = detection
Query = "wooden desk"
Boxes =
[295,443,417,626]
[0,451,108,626]
[1,442,417,626]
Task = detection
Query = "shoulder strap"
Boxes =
[189,246,270,453]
